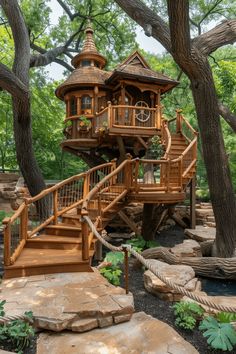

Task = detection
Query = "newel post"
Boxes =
[176,109,182,133]
[2,217,11,266]
[20,203,28,240]
[81,210,89,261]
[124,153,132,189]
[53,190,58,225]
[107,101,112,128]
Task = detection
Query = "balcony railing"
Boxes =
[94,104,162,133]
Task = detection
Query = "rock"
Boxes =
[1,270,134,333]
[185,225,216,242]
[36,312,199,354]
[144,260,199,301]
[171,239,202,257]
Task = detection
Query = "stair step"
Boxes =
[4,248,93,279]
[44,224,82,237]
[26,234,92,250]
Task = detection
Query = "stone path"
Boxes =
[37,312,198,354]
[0,270,133,332]
[185,225,215,242]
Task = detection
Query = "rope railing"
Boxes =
[84,215,236,314]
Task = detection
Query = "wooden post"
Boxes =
[107,101,112,128]
[123,246,129,295]
[134,158,140,192]
[94,216,103,261]
[176,109,182,133]
[81,211,89,261]
[83,173,89,197]
[53,190,58,225]
[20,205,28,240]
[190,176,196,229]
[3,218,11,266]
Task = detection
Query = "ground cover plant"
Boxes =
[99,251,124,286]
[0,300,35,354]
[173,300,236,352]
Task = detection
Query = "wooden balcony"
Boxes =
[94,104,162,137]
[63,104,162,144]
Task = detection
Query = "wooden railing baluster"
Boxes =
[3,218,11,266]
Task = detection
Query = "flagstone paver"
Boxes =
[0,270,134,332]
[37,312,199,354]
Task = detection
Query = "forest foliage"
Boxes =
[0,0,235,194]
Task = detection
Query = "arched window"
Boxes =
[70,96,77,116]
[81,60,91,67]
[81,95,92,114]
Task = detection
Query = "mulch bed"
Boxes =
[120,226,235,354]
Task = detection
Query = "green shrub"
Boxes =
[199,316,236,352]
[126,235,159,253]
[99,252,124,286]
[172,301,204,330]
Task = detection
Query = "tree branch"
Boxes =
[57,0,74,20]
[30,44,66,67]
[194,19,236,55]
[0,63,29,100]
[115,0,171,52]
[218,101,236,133]
[0,0,30,86]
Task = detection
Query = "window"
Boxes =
[81,60,91,67]
[81,95,92,114]
[70,97,77,116]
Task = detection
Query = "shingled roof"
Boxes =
[106,51,178,92]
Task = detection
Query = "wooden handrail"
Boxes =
[180,114,197,136]
[82,159,129,212]
[2,203,26,225]
[182,158,197,178]
[26,173,86,204]
[163,123,172,159]
[112,105,158,111]
[96,106,109,116]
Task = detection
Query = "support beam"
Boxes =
[190,177,196,229]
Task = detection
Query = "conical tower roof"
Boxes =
[55,23,108,99]
[71,23,106,69]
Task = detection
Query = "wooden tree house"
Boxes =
[2,25,198,279]
[55,24,178,160]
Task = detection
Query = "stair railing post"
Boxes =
[134,158,140,193]
[176,109,182,133]
[20,204,28,240]
[53,190,58,225]
[107,101,112,129]
[179,158,183,190]
[2,218,11,266]
[124,154,132,190]
[83,173,89,197]
[81,210,89,261]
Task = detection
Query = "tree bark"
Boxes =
[136,246,236,280]
[142,204,167,240]
[0,0,46,197]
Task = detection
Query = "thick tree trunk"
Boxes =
[13,98,46,195]
[189,64,236,257]
[142,204,167,240]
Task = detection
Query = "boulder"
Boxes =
[185,225,216,242]
[144,259,200,301]
[171,239,202,257]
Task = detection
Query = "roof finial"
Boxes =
[81,20,98,54]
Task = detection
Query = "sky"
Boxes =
[48,0,165,79]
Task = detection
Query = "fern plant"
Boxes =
[199,316,236,352]
[216,312,236,324]
[172,301,204,330]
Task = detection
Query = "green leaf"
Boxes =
[199,316,236,351]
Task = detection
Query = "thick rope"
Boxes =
[0,314,33,325]
[84,215,236,313]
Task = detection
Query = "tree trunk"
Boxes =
[135,246,236,279]
[188,63,236,257]
[142,204,167,240]
[13,98,46,196]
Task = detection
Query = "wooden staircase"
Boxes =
[3,112,198,279]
